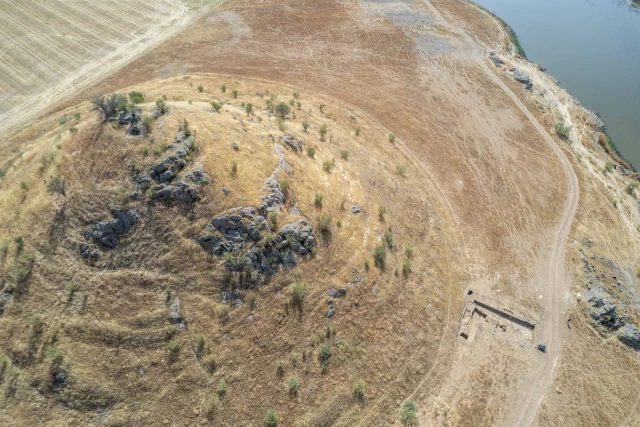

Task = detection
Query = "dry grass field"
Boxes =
[0,0,639,426]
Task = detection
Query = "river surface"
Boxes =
[471,0,640,167]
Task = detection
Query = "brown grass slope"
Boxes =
[0,78,453,426]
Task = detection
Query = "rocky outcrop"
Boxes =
[620,324,640,350]
[584,287,624,329]
[133,129,208,203]
[85,208,138,249]
[197,216,315,276]
[281,134,304,152]
[258,176,285,213]
[512,70,531,84]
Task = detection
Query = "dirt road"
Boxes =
[416,1,580,425]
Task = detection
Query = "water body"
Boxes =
[471,0,640,168]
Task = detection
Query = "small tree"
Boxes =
[322,159,334,173]
[156,98,169,115]
[275,102,290,119]
[306,147,315,158]
[181,119,191,137]
[353,379,366,402]
[91,93,127,121]
[266,410,277,427]
[401,400,418,426]
[319,124,328,140]
[302,121,309,132]
[288,375,300,396]
[290,282,305,311]
[45,176,67,197]
[374,246,386,270]
[167,340,180,363]
[128,91,145,104]
[217,380,227,397]
[204,354,216,374]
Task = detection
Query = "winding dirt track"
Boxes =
[414,1,580,425]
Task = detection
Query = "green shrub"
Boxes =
[296,101,301,109]
[266,410,277,427]
[364,259,370,271]
[378,206,386,222]
[353,379,366,401]
[322,159,335,173]
[317,214,332,239]
[277,118,287,132]
[307,146,315,158]
[45,176,67,196]
[156,98,169,115]
[355,126,361,136]
[555,121,572,140]
[198,85,204,93]
[69,127,78,134]
[275,102,290,118]
[245,292,257,310]
[402,260,412,278]
[290,282,305,310]
[374,246,386,270]
[319,124,328,140]
[217,380,227,397]
[293,91,300,99]
[167,340,180,363]
[603,161,615,175]
[220,84,226,93]
[59,115,69,125]
[289,99,295,106]
[288,375,300,396]
[396,165,407,177]
[204,396,216,420]
[141,115,153,134]
[14,236,24,255]
[245,103,253,115]
[211,102,222,112]
[318,343,331,372]
[195,335,205,359]
[232,89,238,99]
[389,133,396,143]
[181,119,191,137]
[218,305,230,324]
[319,104,326,113]
[384,230,394,249]
[406,244,414,259]
[128,91,145,104]
[90,93,127,121]
[401,400,418,426]
[204,354,216,374]
[73,113,81,121]
[302,121,310,132]
[314,193,323,208]
[340,150,350,160]
[20,181,28,191]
